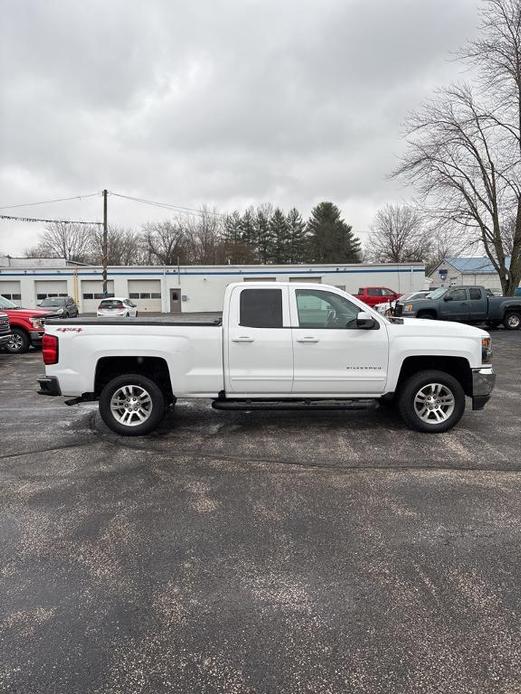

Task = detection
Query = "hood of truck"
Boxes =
[390,317,489,338]
[3,308,57,320]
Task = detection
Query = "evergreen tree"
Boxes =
[223,211,255,263]
[286,207,308,263]
[269,207,291,263]
[306,202,361,263]
[254,205,273,263]
[240,207,257,256]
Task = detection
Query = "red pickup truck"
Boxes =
[355,286,401,308]
[0,312,11,349]
[0,295,56,354]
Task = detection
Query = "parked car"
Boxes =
[394,285,521,329]
[0,295,56,353]
[97,298,138,318]
[39,282,495,436]
[0,311,11,349]
[38,296,79,318]
[355,287,401,308]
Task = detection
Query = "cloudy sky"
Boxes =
[0,0,481,256]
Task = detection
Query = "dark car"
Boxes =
[38,296,79,318]
[395,285,521,329]
[0,311,11,349]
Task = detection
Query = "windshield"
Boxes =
[0,295,18,309]
[40,298,65,307]
[427,287,447,300]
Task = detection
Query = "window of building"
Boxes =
[240,288,283,328]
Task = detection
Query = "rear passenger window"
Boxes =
[240,289,283,328]
[469,288,482,300]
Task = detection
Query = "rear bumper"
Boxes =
[471,367,495,410]
[38,375,61,396]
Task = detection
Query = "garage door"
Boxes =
[128,280,162,312]
[35,280,69,302]
[0,280,22,306]
[81,280,115,313]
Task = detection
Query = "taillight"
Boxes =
[42,334,59,365]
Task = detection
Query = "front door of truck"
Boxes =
[467,287,487,321]
[290,288,388,394]
[439,288,470,322]
[226,286,293,394]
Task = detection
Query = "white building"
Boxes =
[0,262,425,313]
[429,256,515,293]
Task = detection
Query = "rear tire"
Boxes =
[398,370,465,433]
[6,327,30,354]
[99,374,165,436]
[503,312,521,330]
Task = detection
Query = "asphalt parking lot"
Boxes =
[1,331,521,694]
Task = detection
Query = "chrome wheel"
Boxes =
[413,383,455,424]
[7,333,24,352]
[110,385,153,426]
[506,313,520,329]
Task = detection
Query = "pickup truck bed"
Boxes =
[53,312,223,327]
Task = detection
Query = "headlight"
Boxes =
[405,303,414,312]
[482,337,492,363]
[31,317,44,330]
[56,308,64,314]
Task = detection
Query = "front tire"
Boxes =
[99,374,165,436]
[6,327,30,354]
[503,311,521,330]
[398,370,465,433]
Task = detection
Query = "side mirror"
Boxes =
[356,311,377,330]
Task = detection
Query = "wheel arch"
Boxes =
[94,356,174,403]
[395,355,473,397]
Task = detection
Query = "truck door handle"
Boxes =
[297,337,319,343]
[232,336,255,343]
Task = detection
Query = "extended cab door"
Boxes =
[439,287,470,322]
[290,287,389,394]
[467,287,488,321]
[225,285,293,394]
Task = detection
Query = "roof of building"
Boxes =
[445,256,511,274]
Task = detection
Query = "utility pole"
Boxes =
[102,189,108,296]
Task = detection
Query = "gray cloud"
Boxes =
[0,0,480,254]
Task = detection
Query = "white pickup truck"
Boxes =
[38,282,495,435]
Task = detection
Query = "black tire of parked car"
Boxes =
[5,327,30,354]
[503,311,521,330]
[398,370,465,433]
[99,373,166,436]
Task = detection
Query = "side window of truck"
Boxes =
[240,289,283,328]
[468,288,482,300]
[447,289,467,301]
[296,289,360,329]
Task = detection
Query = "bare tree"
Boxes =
[184,207,226,264]
[142,219,188,265]
[367,204,431,262]
[26,222,94,262]
[395,0,521,295]
[89,226,146,265]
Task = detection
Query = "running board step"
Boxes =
[212,399,376,412]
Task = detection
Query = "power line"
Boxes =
[109,191,226,219]
[0,192,100,211]
[0,214,102,225]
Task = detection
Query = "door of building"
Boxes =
[170,288,182,313]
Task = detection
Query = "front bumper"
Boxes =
[0,333,12,347]
[30,330,45,346]
[38,375,62,396]
[471,367,496,410]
